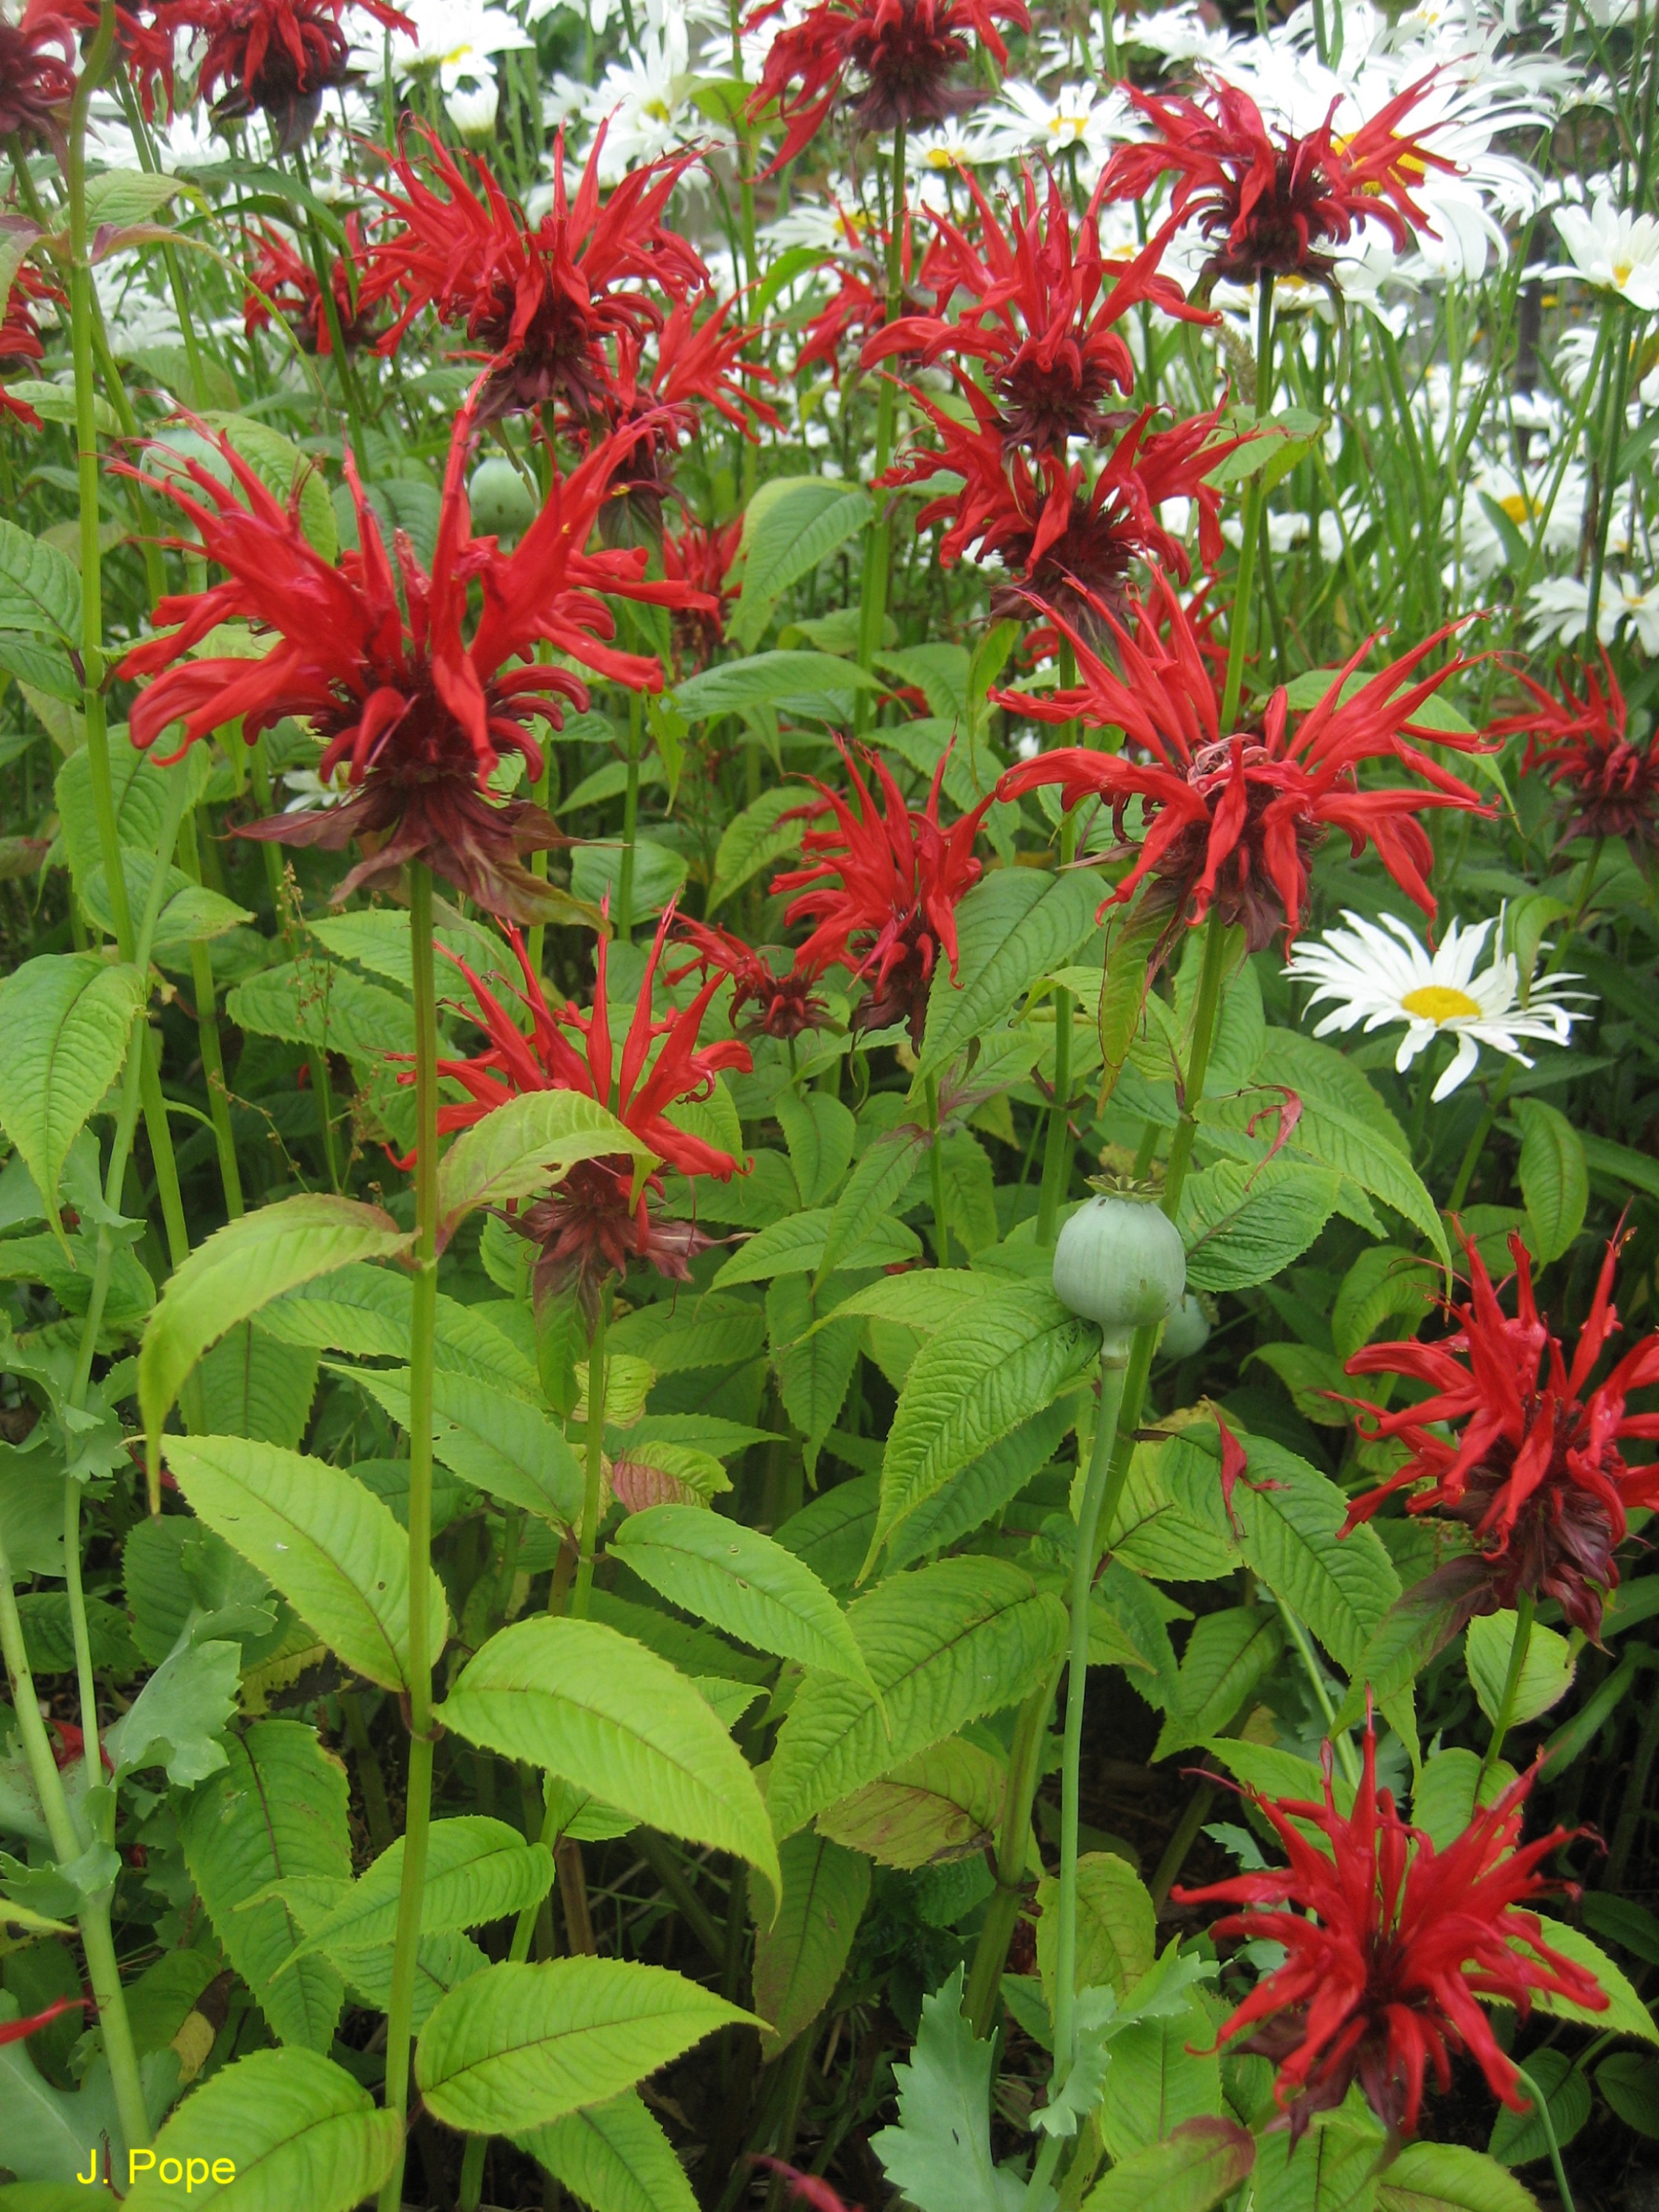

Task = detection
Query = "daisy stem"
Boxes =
[1478,1591,1535,1791]
[1050,1353,1128,2089]
[377,861,442,2212]
[575,1287,611,1615]
[1513,2062,1576,2212]
[1583,304,1631,651]
[854,119,908,726]
[1446,1064,1515,1212]
[1220,274,1275,733]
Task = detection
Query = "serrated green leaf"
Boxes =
[286,1817,552,1968]
[674,650,880,720]
[122,2048,398,2211]
[611,1503,876,1690]
[752,1830,870,2057]
[0,520,80,641]
[1036,1852,1156,2005]
[1085,2116,1256,2212]
[333,1360,583,1525]
[816,1124,930,1284]
[1489,2048,1591,2167]
[439,1614,780,1890]
[1153,1608,1284,1759]
[766,1557,1067,1839]
[1179,1159,1342,1293]
[436,1088,659,1242]
[713,1203,921,1287]
[0,954,144,1239]
[1378,2140,1542,2212]
[163,1435,447,1692]
[919,868,1102,1077]
[731,479,872,651]
[870,1965,1019,2212]
[518,2089,698,2212]
[1466,1610,1574,1730]
[818,1736,1007,1869]
[1515,1097,1588,1264]
[707,786,807,911]
[1527,1918,1658,2045]
[1227,1433,1400,1674]
[415,1957,752,2133]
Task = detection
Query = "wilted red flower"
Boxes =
[995,572,1490,948]
[430,911,751,1313]
[366,125,706,422]
[243,215,379,355]
[1103,74,1453,292]
[59,0,177,117]
[164,0,410,151]
[1490,653,1659,861]
[746,0,1029,172]
[1344,1229,1659,1640]
[0,0,79,142]
[1174,1724,1604,2137]
[670,918,831,1040]
[663,516,743,672]
[116,403,708,922]
[865,169,1204,453]
[887,387,1235,635]
[772,741,992,1044]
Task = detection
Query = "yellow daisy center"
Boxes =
[1401,984,1484,1025]
[927,146,954,168]
[1614,259,1634,288]
[644,97,672,122]
[1498,492,1538,523]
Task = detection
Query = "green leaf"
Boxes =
[1466,1611,1575,1730]
[775,1090,856,1207]
[1379,2141,1543,2212]
[752,1831,870,2057]
[1179,1160,1342,1292]
[1036,1852,1156,2004]
[0,520,80,641]
[103,1634,240,1785]
[1489,2048,1592,2167]
[0,954,145,1238]
[193,1323,319,1449]
[1332,1245,1439,1362]
[731,478,873,651]
[1335,1569,1487,1730]
[162,1435,447,1692]
[674,650,880,720]
[308,905,510,995]
[194,413,336,561]
[258,1264,537,1393]
[1228,1433,1401,1675]
[415,1957,751,2133]
[919,868,1102,1077]
[766,1557,1067,1839]
[707,786,807,911]
[871,1286,1099,1565]
[1096,1987,1223,2158]
[123,2048,398,2211]
[436,1089,659,1244]
[439,1614,780,1891]
[818,1736,1007,1869]
[1527,1918,1658,2045]
[1597,2051,1659,2139]
[890,1392,1082,1572]
[334,1361,583,1526]
[1153,1608,1284,1759]
[286,1817,552,1968]
[180,1721,350,2051]
[872,1966,1021,2212]
[1515,1098,1588,1264]
[225,960,418,1067]
[1084,2117,1256,2212]
[610,1504,876,1689]
[767,1275,861,1475]
[712,1203,921,1287]
[1252,2109,1387,2212]
[138,1196,409,1458]
[816,1125,930,1283]
[84,166,193,230]
[518,2089,698,2212]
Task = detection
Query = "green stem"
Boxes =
[1584,304,1631,648]
[618,691,641,944]
[291,144,369,476]
[1051,1359,1128,2087]
[1446,1064,1517,1214]
[854,118,908,727]
[1038,795,1079,1245]
[176,809,244,1219]
[925,1073,950,1267]
[1220,274,1275,731]
[1150,1779,1215,1909]
[1478,1593,1535,1791]
[575,1292,609,1615]
[377,863,442,2212]
[965,1661,1061,2036]
[1514,2063,1576,2212]
[1276,1597,1360,1787]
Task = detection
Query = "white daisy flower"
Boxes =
[1551,190,1659,314]
[282,763,355,813]
[1284,910,1590,1102]
[976,79,1125,170]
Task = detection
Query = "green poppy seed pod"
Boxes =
[468,456,537,545]
[1052,1191,1186,1362]
[1160,1290,1212,1362]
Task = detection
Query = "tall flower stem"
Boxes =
[925,1073,950,1265]
[854,118,908,728]
[291,143,370,476]
[1220,274,1275,732]
[176,810,245,1219]
[377,862,442,2212]
[1583,304,1631,649]
[1277,1597,1361,1786]
[965,1658,1063,2035]
[1515,2063,1577,2212]
[1478,1592,1535,1791]
[1050,1356,1128,2085]
[575,1290,610,1614]
[618,689,642,942]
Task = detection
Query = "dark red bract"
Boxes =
[116,403,708,922]
[1103,74,1454,291]
[772,741,992,1044]
[164,0,410,150]
[243,214,379,355]
[0,0,78,142]
[429,911,752,1314]
[1344,1229,1659,1638]
[1492,653,1659,860]
[746,0,1029,170]
[1174,1725,1605,2137]
[670,919,831,1040]
[995,573,1491,947]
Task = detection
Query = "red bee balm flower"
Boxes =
[995,573,1491,947]
[746,0,1029,172]
[366,126,707,422]
[0,261,62,431]
[1343,1230,1659,1639]
[1490,653,1659,861]
[117,405,708,922]
[865,170,1204,453]
[670,919,830,1041]
[1174,1726,1605,2138]
[772,742,992,1044]
[1103,74,1455,292]
[0,0,78,141]
[887,389,1234,634]
[163,0,412,151]
[243,215,379,355]
[431,912,751,1313]
[662,517,743,673]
